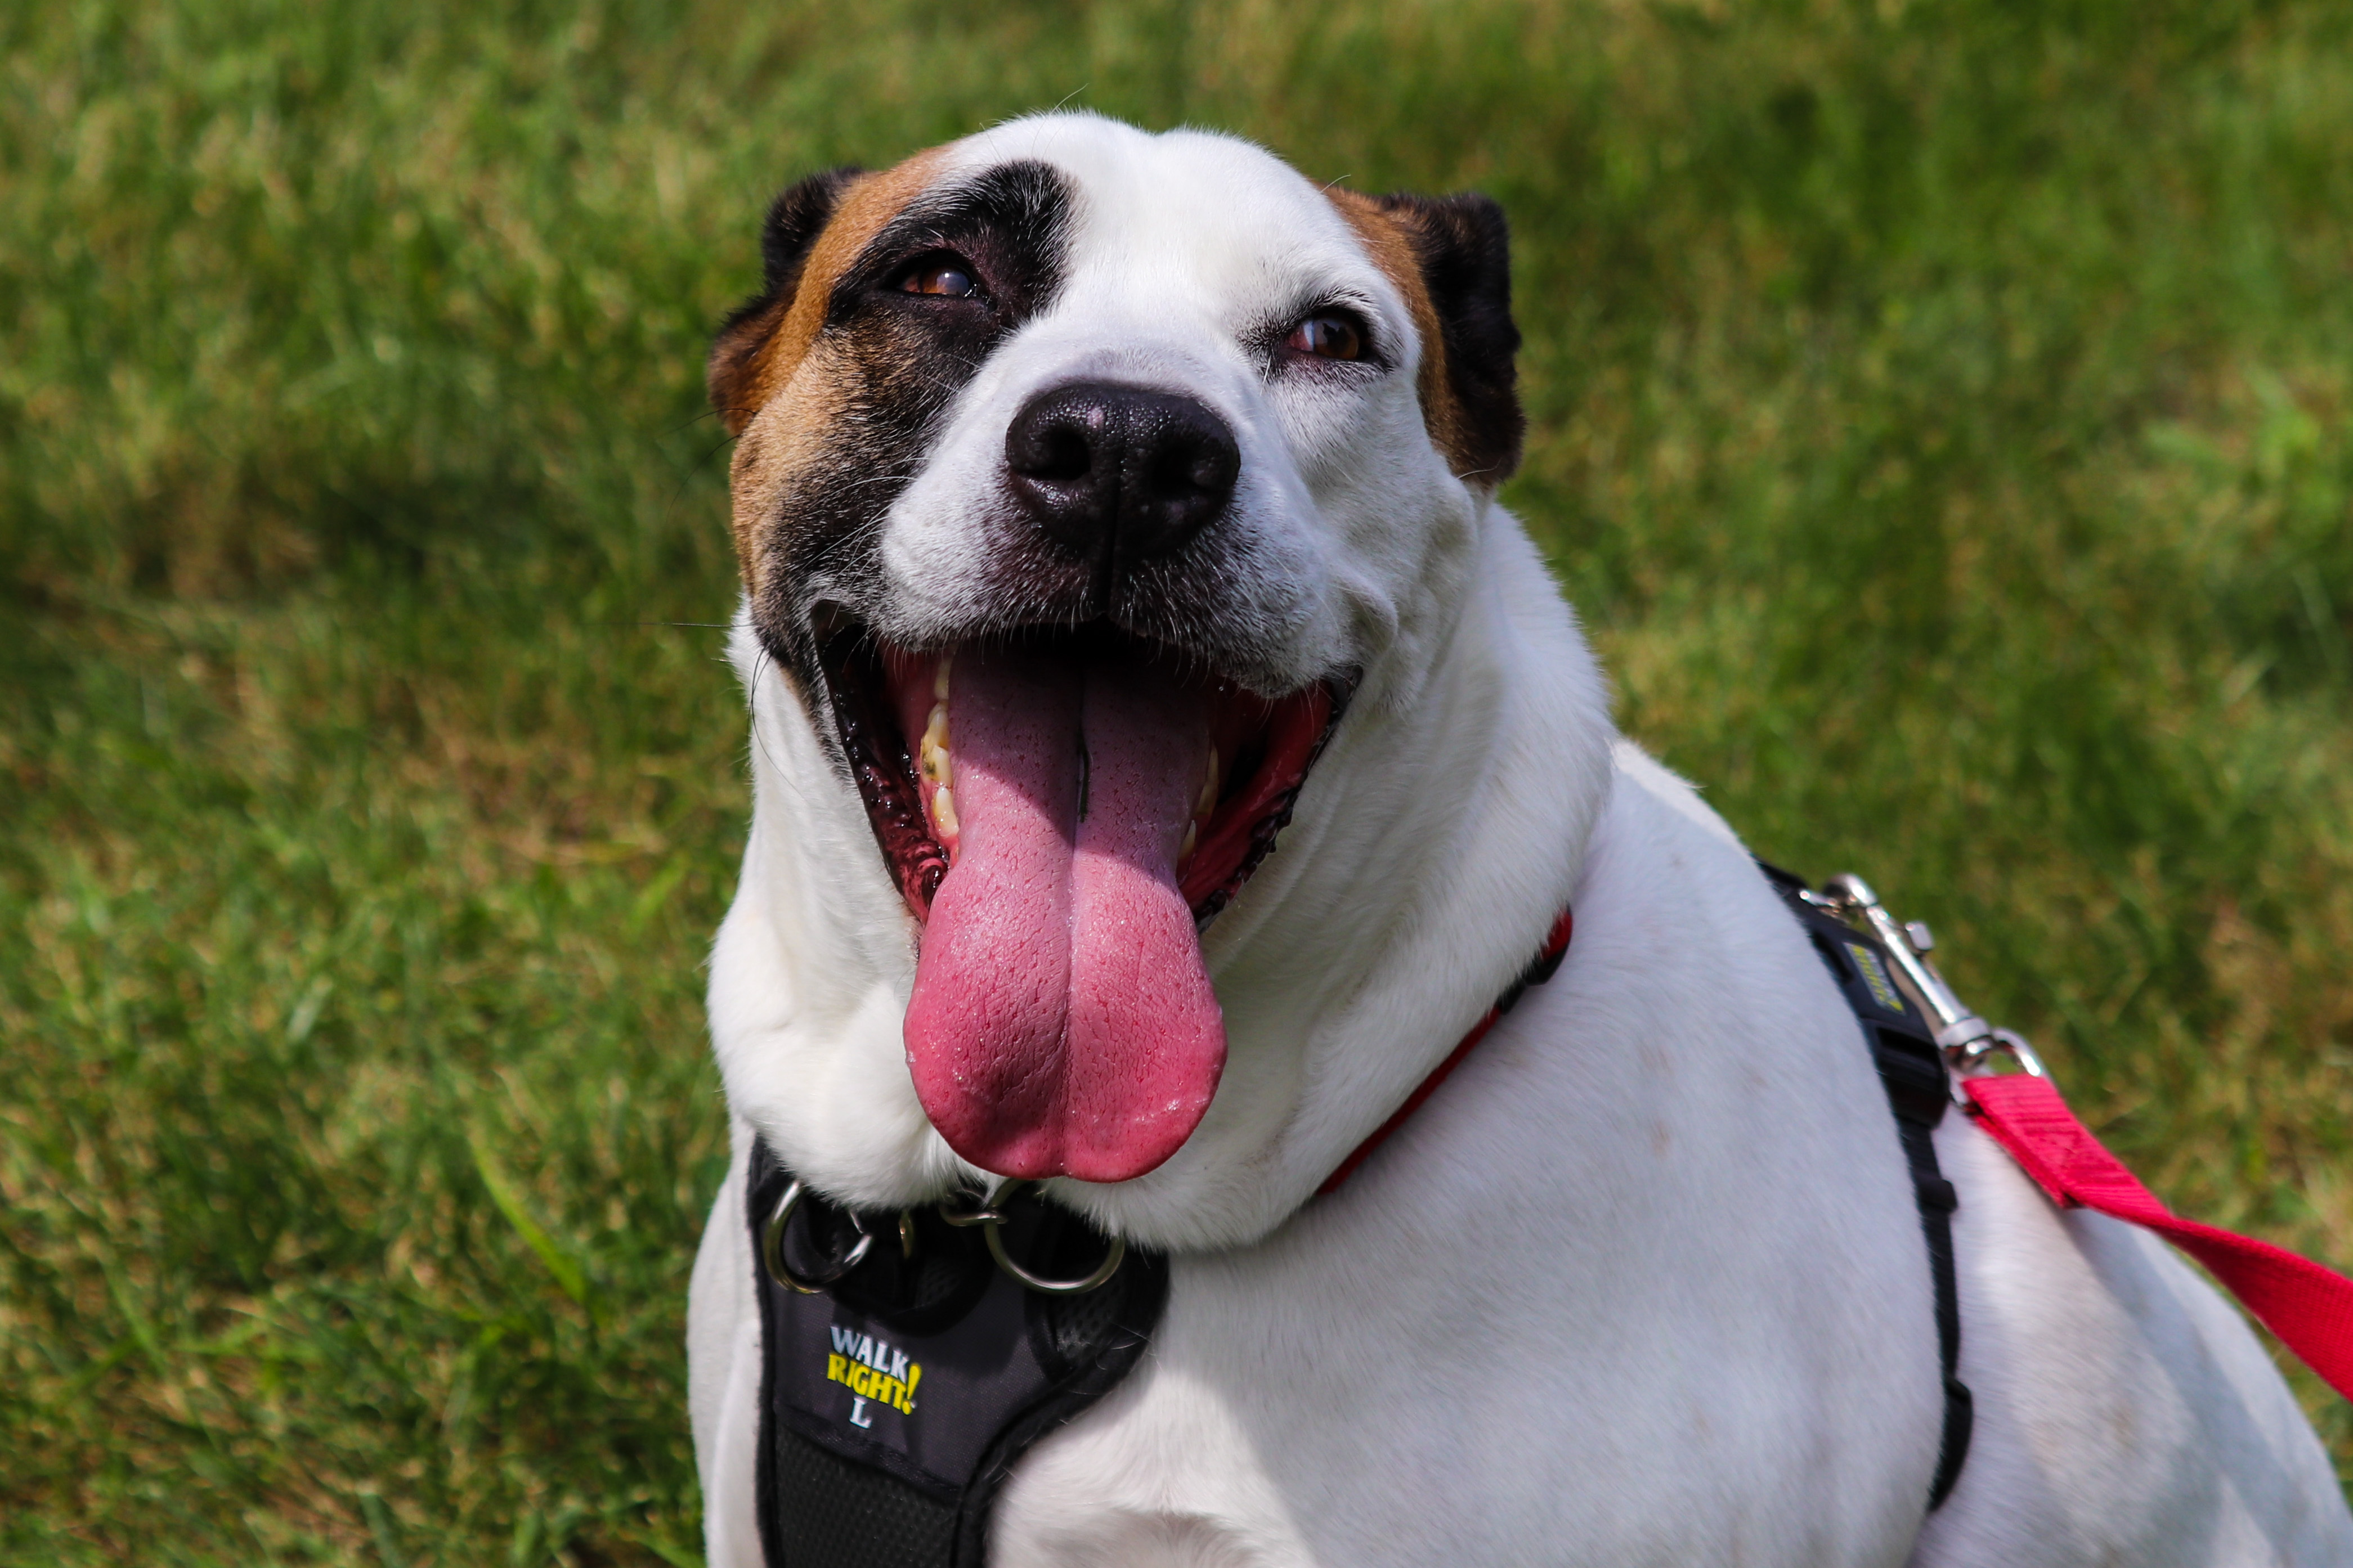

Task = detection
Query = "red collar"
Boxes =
[1317,907,1574,1196]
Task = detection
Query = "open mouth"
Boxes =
[816,618,1343,1184]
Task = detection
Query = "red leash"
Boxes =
[1965,1072,2353,1400]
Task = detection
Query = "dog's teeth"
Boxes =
[918,661,956,847]
[920,700,951,786]
[1178,820,1197,864]
[1196,747,1220,820]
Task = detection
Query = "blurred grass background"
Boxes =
[3,0,2349,1560]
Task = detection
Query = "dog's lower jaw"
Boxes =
[706,504,1615,1248]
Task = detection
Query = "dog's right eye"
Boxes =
[1284,314,1363,361]
[897,254,981,299]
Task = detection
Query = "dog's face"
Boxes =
[711,114,1523,1193]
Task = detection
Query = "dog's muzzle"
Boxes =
[1004,380,1239,605]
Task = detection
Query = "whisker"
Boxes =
[746,646,813,812]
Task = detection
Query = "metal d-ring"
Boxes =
[762,1178,875,1295]
[1951,1027,2049,1083]
[938,1179,1126,1296]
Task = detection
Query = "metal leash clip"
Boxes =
[1806,874,2047,1105]
[939,1178,1127,1296]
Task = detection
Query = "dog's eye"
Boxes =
[1284,313,1364,361]
[898,254,980,299]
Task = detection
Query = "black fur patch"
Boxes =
[724,160,1077,699]
[708,166,866,432]
[1373,191,1525,484]
[824,160,1072,338]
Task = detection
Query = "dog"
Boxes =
[685,111,2352,1566]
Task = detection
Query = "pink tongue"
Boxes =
[903,646,1224,1183]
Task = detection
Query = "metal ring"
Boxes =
[955,1175,1129,1297]
[936,1194,1009,1229]
[761,1179,874,1295]
[938,1179,1126,1295]
[984,1220,1126,1296]
[1983,1028,2048,1079]
[1948,1027,2051,1107]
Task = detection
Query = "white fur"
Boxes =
[691,114,2352,1566]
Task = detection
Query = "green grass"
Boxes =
[3,0,2349,1561]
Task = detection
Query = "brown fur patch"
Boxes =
[1328,188,1469,471]
[726,343,850,595]
[714,153,944,581]
[718,150,945,439]
[1326,187,1523,485]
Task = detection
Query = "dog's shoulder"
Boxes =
[1608,736,1744,850]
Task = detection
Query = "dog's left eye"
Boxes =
[898,254,980,299]
[1284,313,1364,361]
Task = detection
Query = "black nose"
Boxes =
[1004,381,1240,581]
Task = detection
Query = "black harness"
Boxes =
[746,867,1971,1565]
[744,1141,1166,1568]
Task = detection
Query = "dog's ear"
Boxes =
[709,167,866,435]
[1365,191,1525,486]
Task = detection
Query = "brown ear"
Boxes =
[709,167,865,435]
[1367,191,1525,484]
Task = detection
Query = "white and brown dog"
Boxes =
[687,113,2351,1566]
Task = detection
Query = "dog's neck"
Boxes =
[707,501,1615,1250]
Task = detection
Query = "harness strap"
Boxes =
[1762,864,1974,1509]
[1895,1115,1973,1509]
[1964,1073,2353,1400]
